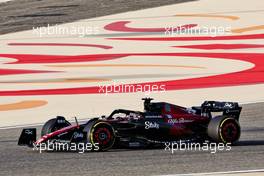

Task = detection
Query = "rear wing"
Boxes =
[193,101,242,120]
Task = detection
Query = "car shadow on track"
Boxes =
[236,140,264,146]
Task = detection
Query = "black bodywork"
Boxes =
[18,98,242,151]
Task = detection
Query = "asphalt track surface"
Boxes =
[0,0,194,34]
[1,0,264,175]
[0,102,263,176]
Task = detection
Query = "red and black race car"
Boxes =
[18,98,242,151]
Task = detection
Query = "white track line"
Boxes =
[157,169,264,176]
[0,0,12,3]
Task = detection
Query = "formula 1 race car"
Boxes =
[18,98,242,151]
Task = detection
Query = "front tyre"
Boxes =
[207,116,240,144]
[87,121,115,151]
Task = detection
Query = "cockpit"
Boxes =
[107,109,143,121]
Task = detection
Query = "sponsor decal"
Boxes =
[73,132,84,139]
[145,121,159,129]
[25,129,33,135]
[129,142,141,147]
[57,132,68,137]
[166,114,172,119]
[145,115,162,118]
[186,108,196,114]
[226,109,240,113]
[168,118,193,124]
[224,102,233,108]
[57,119,66,124]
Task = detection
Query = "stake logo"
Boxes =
[145,121,159,129]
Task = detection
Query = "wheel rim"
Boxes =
[90,122,115,151]
[94,127,111,145]
[220,119,240,143]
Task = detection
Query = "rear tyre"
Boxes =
[207,116,240,144]
[87,121,115,151]
[41,117,71,136]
